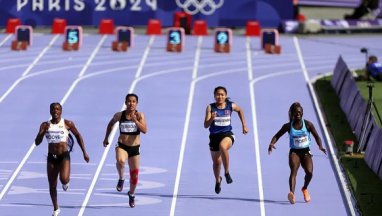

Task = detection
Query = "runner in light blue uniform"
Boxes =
[289,119,311,149]
[268,102,326,205]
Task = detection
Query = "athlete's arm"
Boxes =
[132,111,147,134]
[103,112,121,147]
[232,103,248,134]
[204,105,215,128]
[268,123,289,154]
[35,122,49,146]
[66,119,90,162]
[306,120,326,154]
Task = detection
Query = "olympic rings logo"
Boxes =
[176,0,224,15]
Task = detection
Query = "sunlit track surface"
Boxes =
[0,32,381,216]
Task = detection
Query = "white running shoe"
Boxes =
[52,208,60,216]
[62,183,69,191]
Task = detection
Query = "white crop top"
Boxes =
[45,118,69,144]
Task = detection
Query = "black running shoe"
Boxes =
[116,179,124,192]
[128,191,135,208]
[215,176,222,194]
[225,173,233,184]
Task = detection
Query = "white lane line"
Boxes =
[1,56,250,107]
[22,35,59,76]
[0,35,107,201]
[0,35,59,104]
[77,36,154,216]
[169,36,203,216]
[246,37,254,81]
[135,36,155,78]
[293,36,356,216]
[192,37,202,79]
[0,34,12,47]
[60,35,107,104]
[247,37,265,216]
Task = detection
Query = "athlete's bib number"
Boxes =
[120,122,138,133]
[214,116,230,126]
[293,136,309,148]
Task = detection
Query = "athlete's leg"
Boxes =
[210,151,222,183]
[127,155,140,194]
[288,153,301,193]
[47,162,60,211]
[219,137,233,176]
[210,151,222,193]
[59,158,70,191]
[116,147,128,180]
[59,159,70,185]
[301,154,313,189]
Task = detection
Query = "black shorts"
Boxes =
[47,151,70,165]
[117,142,140,157]
[289,147,312,159]
[209,131,235,152]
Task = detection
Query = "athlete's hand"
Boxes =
[242,126,248,134]
[268,144,276,155]
[103,139,109,147]
[42,122,50,133]
[83,152,90,163]
[319,146,327,155]
[130,111,140,123]
[210,111,216,120]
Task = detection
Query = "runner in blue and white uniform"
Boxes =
[35,103,89,216]
[268,102,326,205]
[204,86,248,194]
[103,93,147,208]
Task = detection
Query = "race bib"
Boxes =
[214,116,230,126]
[293,135,309,148]
[45,131,65,143]
[120,122,138,133]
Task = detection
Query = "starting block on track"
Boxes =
[261,28,278,49]
[264,44,281,54]
[112,26,134,52]
[63,26,82,51]
[11,25,32,51]
[112,41,128,52]
[261,29,280,54]
[166,27,185,52]
[214,28,232,53]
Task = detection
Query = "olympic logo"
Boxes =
[176,0,224,15]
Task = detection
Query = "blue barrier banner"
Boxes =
[0,0,293,28]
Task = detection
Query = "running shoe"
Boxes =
[224,173,233,184]
[301,188,311,202]
[288,192,296,204]
[215,176,222,194]
[128,191,135,208]
[62,183,69,191]
[116,179,124,192]
[52,208,60,216]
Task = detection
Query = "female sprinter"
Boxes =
[204,86,248,194]
[268,102,326,204]
[103,93,147,208]
[35,102,90,216]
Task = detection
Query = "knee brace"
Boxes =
[130,169,139,185]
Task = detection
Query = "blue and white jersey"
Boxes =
[289,119,311,149]
[209,101,233,134]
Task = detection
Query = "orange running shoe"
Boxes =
[288,192,295,204]
[301,188,311,202]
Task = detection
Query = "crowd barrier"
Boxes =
[330,56,382,179]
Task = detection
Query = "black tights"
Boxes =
[289,153,313,193]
